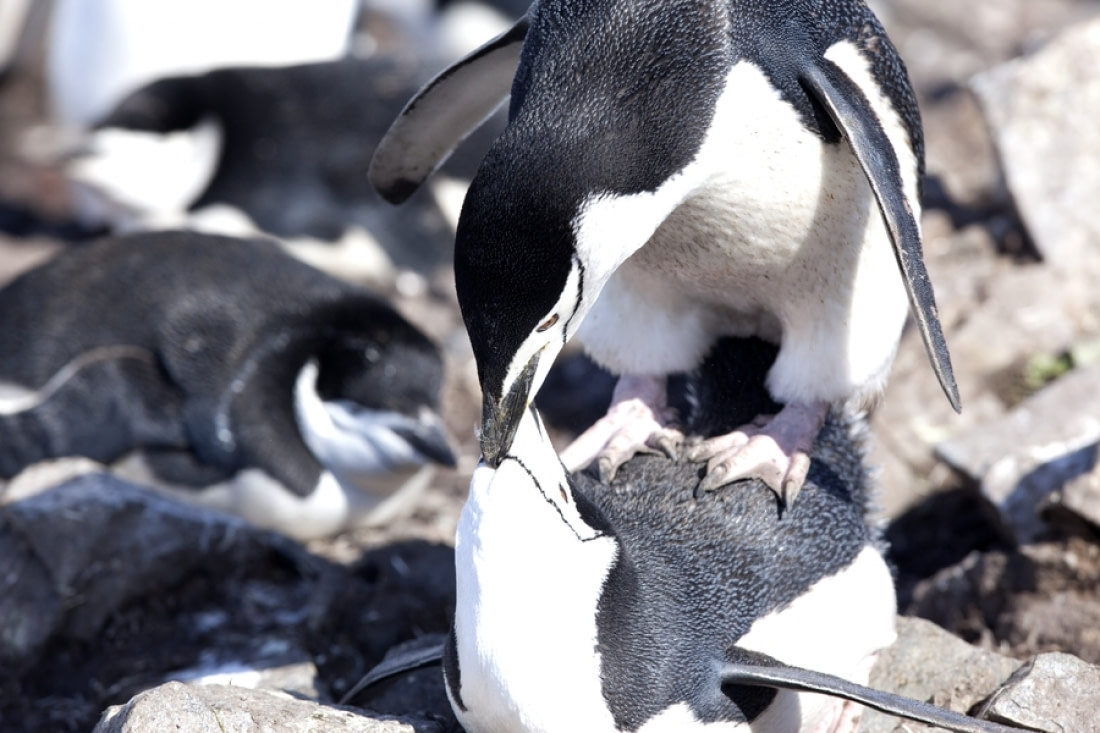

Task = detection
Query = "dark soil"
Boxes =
[0,532,458,733]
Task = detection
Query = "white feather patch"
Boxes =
[294,360,437,478]
[453,410,619,733]
[114,453,434,541]
[735,545,897,731]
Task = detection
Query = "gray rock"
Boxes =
[93,681,443,733]
[971,18,1100,265]
[867,8,1100,520]
[906,540,1100,667]
[0,471,309,660]
[0,511,62,660]
[866,214,1005,517]
[935,364,1100,543]
[876,0,1095,86]
[867,218,1100,518]
[977,653,1100,733]
[1,467,459,732]
[1048,450,1100,530]
[859,616,1022,733]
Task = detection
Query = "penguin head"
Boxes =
[455,176,586,469]
[455,129,703,468]
[295,308,457,480]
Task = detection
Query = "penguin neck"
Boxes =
[294,359,358,476]
[453,411,620,731]
[566,155,708,315]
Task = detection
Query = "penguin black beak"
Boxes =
[481,351,541,468]
[392,408,458,467]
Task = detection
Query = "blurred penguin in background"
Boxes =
[43,0,512,285]
[47,0,359,129]
[39,0,359,240]
[83,52,506,281]
[0,231,458,540]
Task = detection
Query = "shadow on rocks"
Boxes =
[0,472,457,733]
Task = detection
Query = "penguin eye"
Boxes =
[537,314,559,332]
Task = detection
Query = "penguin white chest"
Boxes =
[575,59,910,404]
[452,460,620,733]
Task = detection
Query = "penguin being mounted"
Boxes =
[370,0,960,505]
[347,337,1017,733]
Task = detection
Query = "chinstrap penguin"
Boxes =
[76,55,491,277]
[369,0,960,507]
[0,231,456,539]
[440,337,1013,733]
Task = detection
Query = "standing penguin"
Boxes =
[441,337,1010,733]
[0,232,456,539]
[369,0,959,506]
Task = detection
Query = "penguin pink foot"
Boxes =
[559,375,682,481]
[688,400,829,506]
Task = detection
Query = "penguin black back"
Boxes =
[579,338,880,727]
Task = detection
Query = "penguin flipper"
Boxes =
[720,656,1022,733]
[800,59,960,413]
[368,16,529,204]
[339,639,444,704]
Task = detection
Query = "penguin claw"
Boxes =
[697,434,810,504]
[598,444,646,482]
[691,401,828,507]
[560,375,681,475]
[597,454,623,483]
[652,431,682,461]
[686,429,751,463]
[596,426,683,482]
[782,452,813,506]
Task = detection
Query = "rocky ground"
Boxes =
[2,2,1100,732]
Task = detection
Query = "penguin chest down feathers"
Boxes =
[574,51,914,407]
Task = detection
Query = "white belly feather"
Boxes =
[575,56,911,407]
